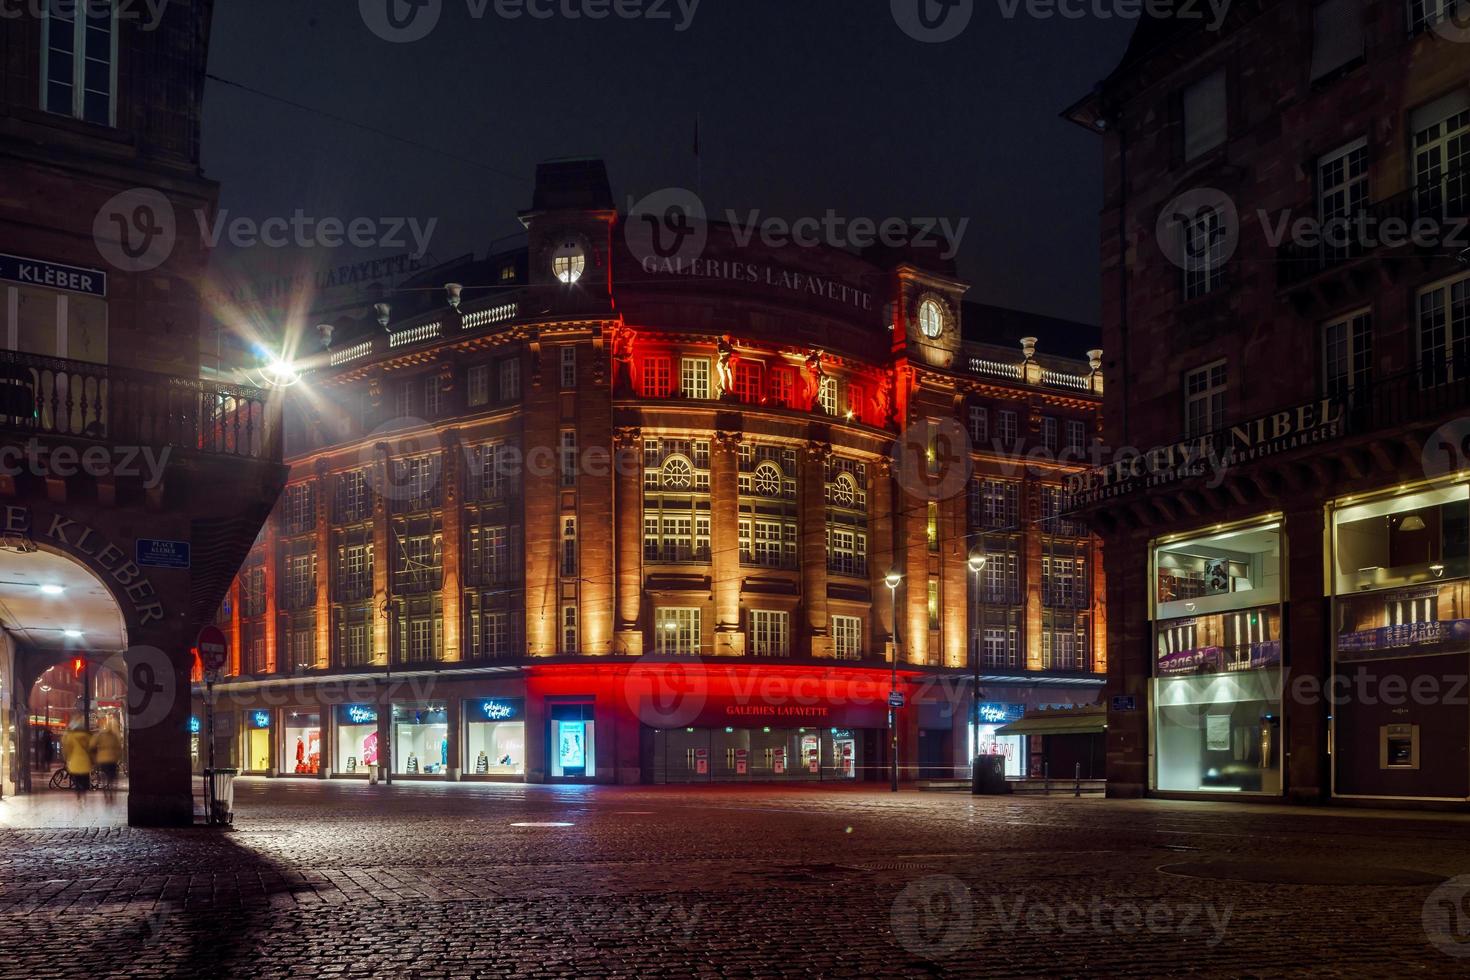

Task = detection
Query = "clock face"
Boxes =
[552,237,587,284]
[918,298,944,339]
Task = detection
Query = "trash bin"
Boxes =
[205,767,239,825]
[971,754,1010,795]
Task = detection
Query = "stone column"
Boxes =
[870,458,896,659]
[1021,474,1043,671]
[446,696,463,778]
[125,624,194,826]
[441,430,463,663]
[613,426,644,655]
[1284,505,1328,804]
[711,429,743,656]
[801,439,832,658]
[372,443,391,666]
[1104,529,1150,798]
[313,460,331,670]
[262,514,280,673]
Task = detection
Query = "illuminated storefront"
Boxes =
[244,709,273,773]
[1151,519,1284,795]
[463,698,525,777]
[548,702,594,781]
[281,710,322,776]
[392,703,449,777]
[650,726,861,783]
[968,702,1027,778]
[1330,479,1470,800]
[334,704,379,776]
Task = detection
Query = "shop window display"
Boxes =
[968,703,1027,778]
[463,698,525,775]
[1152,522,1283,794]
[335,704,379,775]
[282,711,321,775]
[245,710,272,772]
[652,727,861,782]
[549,702,595,779]
[392,703,448,776]
[1332,484,1470,661]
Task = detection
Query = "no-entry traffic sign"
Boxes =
[197,624,228,672]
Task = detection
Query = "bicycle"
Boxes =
[48,767,113,791]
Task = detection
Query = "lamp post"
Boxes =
[884,570,902,793]
[967,552,987,768]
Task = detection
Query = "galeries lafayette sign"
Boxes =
[1067,397,1345,508]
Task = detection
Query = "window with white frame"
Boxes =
[1181,68,1226,162]
[499,357,521,401]
[395,533,442,592]
[740,518,797,568]
[561,517,577,576]
[1065,419,1086,456]
[561,346,577,389]
[335,542,373,601]
[559,430,577,487]
[467,364,490,407]
[561,605,578,654]
[654,607,700,655]
[1184,361,1227,438]
[983,550,1020,603]
[42,3,115,126]
[972,479,1019,530]
[1417,275,1469,384]
[826,526,867,576]
[1043,555,1086,608]
[1318,138,1368,262]
[818,376,840,415]
[283,483,316,535]
[832,615,863,659]
[681,357,711,399]
[283,551,317,610]
[968,405,989,445]
[983,626,1019,669]
[996,410,1018,446]
[466,524,515,584]
[1413,93,1469,218]
[928,579,940,631]
[466,608,519,659]
[466,442,516,502]
[748,610,790,657]
[393,455,441,511]
[1041,417,1058,453]
[424,376,444,417]
[1310,0,1364,81]
[395,378,418,418]
[642,355,674,397]
[1181,205,1228,299]
[1323,310,1373,397]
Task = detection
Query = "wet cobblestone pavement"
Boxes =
[3,780,1470,977]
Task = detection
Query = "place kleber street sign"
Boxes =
[197,624,228,673]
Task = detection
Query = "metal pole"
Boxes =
[971,566,980,766]
[890,582,899,793]
[206,679,215,823]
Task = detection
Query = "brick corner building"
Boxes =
[204,159,1109,786]
[1068,2,1470,805]
[0,2,286,824]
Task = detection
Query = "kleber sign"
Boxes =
[0,253,107,297]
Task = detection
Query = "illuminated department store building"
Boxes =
[1068,6,1470,804]
[202,160,1106,784]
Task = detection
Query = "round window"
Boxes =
[552,239,586,284]
[918,298,944,339]
[753,463,782,497]
[661,457,693,490]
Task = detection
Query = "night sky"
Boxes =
[202,1,1135,340]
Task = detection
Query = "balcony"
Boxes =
[1340,356,1470,436]
[1277,175,1469,290]
[0,350,279,459]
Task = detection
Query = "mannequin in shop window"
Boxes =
[475,751,488,774]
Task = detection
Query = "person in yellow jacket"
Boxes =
[94,720,123,802]
[60,716,93,799]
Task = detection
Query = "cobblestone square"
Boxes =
[2,781,1468,977]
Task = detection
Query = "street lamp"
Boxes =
[884,570,902,793]
[967,552,987,768]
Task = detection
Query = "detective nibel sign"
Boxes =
[1066,397,1345,508]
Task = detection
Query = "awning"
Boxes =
[995,713,1106,737]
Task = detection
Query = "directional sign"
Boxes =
[888,690,905,708]
[1111,695,1137,712]
[196,624,228,672]
[137,538,190,569]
